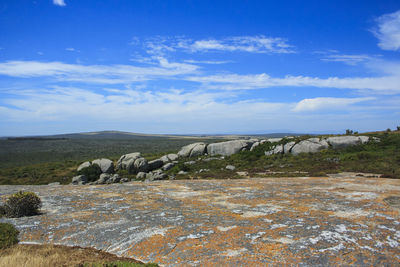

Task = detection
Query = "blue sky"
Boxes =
[0,0,400,136]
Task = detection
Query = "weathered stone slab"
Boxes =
[1,176,399,266]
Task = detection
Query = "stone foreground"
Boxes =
[1,176,399,266]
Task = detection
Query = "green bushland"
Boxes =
[78,262,158,267]
[1,132,399,184]
[0,223,19,249]
[2,191,42,218]
[0,135,225,185]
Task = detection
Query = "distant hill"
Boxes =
[2,130,307,140]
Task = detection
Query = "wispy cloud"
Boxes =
[292,97,374,112]
[0,59,198,84]
[53,0,66,7]
[1,86,394,135]
[373,10,400,51]
[183,59,233,64]
[142,36,294,55]
[65,48,75,52]
[186,72,400,93]
[321,54,373,65]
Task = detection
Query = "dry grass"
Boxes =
[0,244,144,267]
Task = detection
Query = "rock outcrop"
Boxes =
[290,138,329,155]
[92,158,114,173]
[160,153,178,163]
[71,175,87,185]
[148,159,164,171]
[326,136,368,149]
[117,153,149,174]
[207,140,254,156]
[265,136,372,156]
[77,161,91,172]
[178,143,207,157]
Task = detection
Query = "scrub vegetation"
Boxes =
[0,131,399,185]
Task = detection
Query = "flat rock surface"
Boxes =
[1,176,400,266]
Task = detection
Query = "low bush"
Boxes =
[3,191,42,218]
[0,223,19,249]
[0,205,5,218]
[77,164,102,182]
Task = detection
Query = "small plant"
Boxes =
[0,205,5,218]
[3,191,42,218]
[0,222,19,249]
[77,164,102,182]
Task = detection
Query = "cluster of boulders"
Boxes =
[72,135,376,185]
[265,135,374,156]
[72,151,180,185]
[177,139,263,157]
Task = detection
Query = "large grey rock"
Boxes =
[133,157,149,173]
[178,143,207,158]
[250,142,260,151]
[117,152,141,170]
[326,136,365,149]
[77,161,91,172]
[226,165,236,171]
[265,144,284,156]
[291,138,329,155]
[190,143,207,157]
[160,153,179,163]
[71,175,87,185]
[108,174,121,184]
[162,162,175,171]
[136,172,147,180]
[97,173,111,184]
[117,153,149,174]
[359,136,370,144]
[148,159,164,171]
[207,140,254,156]
[92,158,114,173]
[146,170,168,181]
[267,138,282,143]
[283,141,296,154]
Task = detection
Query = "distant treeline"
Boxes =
[7,137,69,141]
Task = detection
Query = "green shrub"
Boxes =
[78,164,102,182]
[0,205,5,218]
[3,191,42,218]
[0,222,19,249]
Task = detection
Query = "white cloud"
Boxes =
[189,36,293,53]
[0,87,287,128]
[373,10,400,51]
[321,54,373,65]
[53,0,66,6]
[183,59,232,64]
[187,71,400,93]
[292,97,374,112]
[143,36,294,55]
[2,86,396,135]
[65,48,75,51]
[0,59,198,84]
